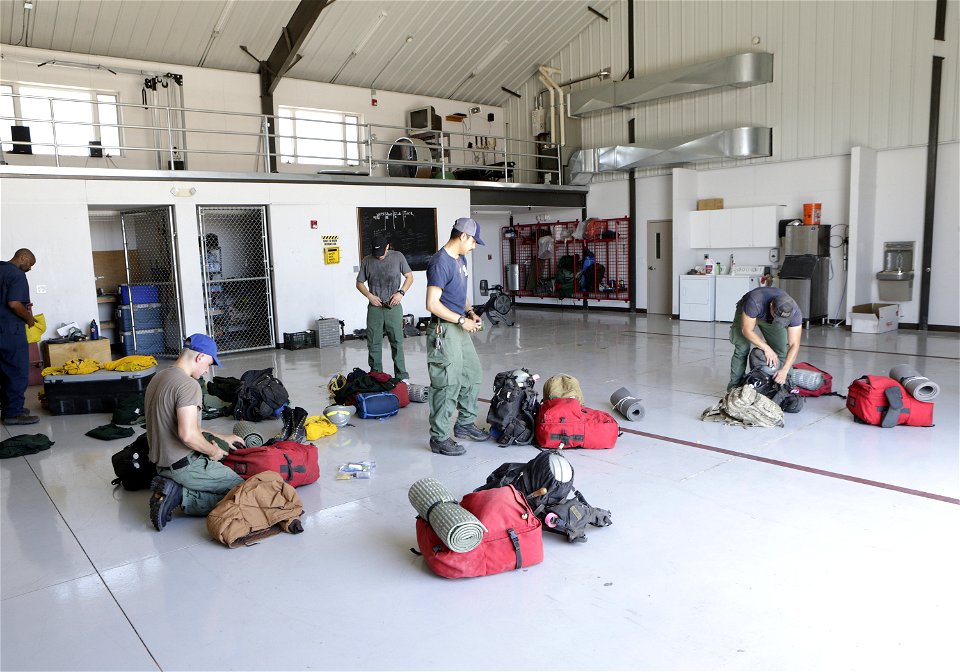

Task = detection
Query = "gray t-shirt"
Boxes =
[357,250,412,303]
[145,366,202,467]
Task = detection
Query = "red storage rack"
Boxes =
[501,218,630,302]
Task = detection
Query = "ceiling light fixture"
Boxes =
[199,0,237,67]
[370,35,414,90]
[451,39,509,97]
[331,10,388,84]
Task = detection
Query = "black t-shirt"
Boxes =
[740,287,802,327]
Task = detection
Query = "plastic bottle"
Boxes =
[90,319,100,340]
[703,254,714,275]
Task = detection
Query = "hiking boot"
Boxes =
[454,423,491,442]
[430,437,466,456]
[149,476,183,531]
[278,406,295,441]
[288,406,308,443]
[2,412,40,426]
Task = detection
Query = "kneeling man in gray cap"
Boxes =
[728,287,802,391]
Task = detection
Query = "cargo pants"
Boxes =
[728,306,788,391]
[427,321,481,441]
[0,319,29,419]
[159,454,243,516]
[366,304,408,380]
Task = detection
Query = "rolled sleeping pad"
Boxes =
[232,421,266,447]
[610,386,645,421]
[408,478,486,553]
[889,364,940,402]
[407,383,429,403]
[787,367,824,391]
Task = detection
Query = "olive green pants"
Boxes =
[427,321,481,441]
[159,454,243,516]
[366,304,408,380]
[728,306,789,391]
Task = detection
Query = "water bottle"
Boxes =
[90,319,100,340]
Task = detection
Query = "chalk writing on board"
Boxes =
[357,207,437,272]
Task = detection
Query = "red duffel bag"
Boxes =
[534,397,620,449]
[415,485,543,579]
[846,375,934,427]
[223,440,320,487]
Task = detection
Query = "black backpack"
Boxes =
[486,369,539,446]
[111,434,157,491]
[476,450,612,543]
[742,369,804,414]
[233,368,290,422]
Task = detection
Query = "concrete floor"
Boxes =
[2,308,958,671]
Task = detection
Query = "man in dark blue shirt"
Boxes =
[424,218,490,456]
[1,249,39,425]
[728,286,803,391]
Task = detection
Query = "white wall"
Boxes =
[0,176,472,343]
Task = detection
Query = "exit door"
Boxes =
[646,219,672,314]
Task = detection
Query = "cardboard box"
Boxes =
[849,303,899,333]
[697,198,724,210]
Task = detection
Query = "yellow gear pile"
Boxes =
[304,415,338,441]
[103,355,158,372]
[41,358,103,377]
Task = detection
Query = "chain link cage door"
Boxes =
[197,206,275,354]
[119,207,184,357]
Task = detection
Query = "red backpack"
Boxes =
[534,397,620,450]
[790,362,842,398]
[415,485,543,579]
[846,375,934,427]
[223,441,320,487]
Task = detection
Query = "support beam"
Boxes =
[255,0,332,172]
[918,56,943,330]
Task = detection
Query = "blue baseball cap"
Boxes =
[453,217,485,246]
[184,333,221,366]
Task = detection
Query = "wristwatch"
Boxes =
[457,315,466,326]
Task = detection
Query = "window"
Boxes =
[3,84,122,156]
[278,106,361,166]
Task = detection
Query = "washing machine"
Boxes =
[679,274,716,321]
[715,273,762,322]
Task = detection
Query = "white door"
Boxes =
[646,219,672,314]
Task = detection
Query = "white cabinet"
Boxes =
[689,205,783,248]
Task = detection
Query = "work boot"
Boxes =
[149,476,183,531]
[278,406,294,441]
[454,423,491,442]
[429,437,466,456]
[288,406,308,443]
[2,412,40,426]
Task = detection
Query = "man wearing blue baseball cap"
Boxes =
[144,333,244,531]
[424,218,491,456]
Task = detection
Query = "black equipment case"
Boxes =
[43,367,157,416]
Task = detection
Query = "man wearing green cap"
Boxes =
[145,334,244,531]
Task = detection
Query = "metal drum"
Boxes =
[504,263,520,291]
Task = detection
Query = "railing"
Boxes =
[0,91,564,185]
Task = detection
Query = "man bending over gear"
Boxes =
[145,333,243,531]
[356,233,414,381]
[728,287,803,391]
[425,218,491,456]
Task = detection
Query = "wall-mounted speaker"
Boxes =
[10,126,32,154]
[89,140,103,158]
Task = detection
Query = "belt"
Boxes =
[169,454,193,470]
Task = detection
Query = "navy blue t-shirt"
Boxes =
[0,261,30,332]
[426,248,469,315]
[740,286,802,327]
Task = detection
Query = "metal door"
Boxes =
[197,206,275,353]
[119,207,184,357]
[646,219,673,314]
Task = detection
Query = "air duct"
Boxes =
[568,127,773,185]
[568,52,773,117]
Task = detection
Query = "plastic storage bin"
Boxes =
[117,303,162,331]
[120,328,165,355]
[44,368,156,415]
[119,284,160,305]
[283,330,317,350]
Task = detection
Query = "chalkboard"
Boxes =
[357,207,438,271]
